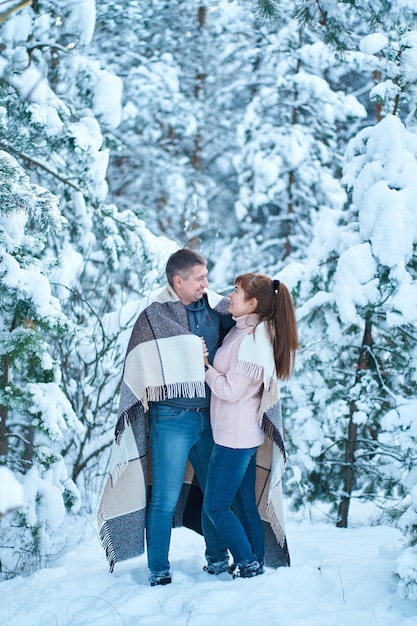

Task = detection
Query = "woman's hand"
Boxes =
[201,337,209,367]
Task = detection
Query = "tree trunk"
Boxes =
[0,355,9,458]
[187,5,206,250]
[336,313,373,527]
[0,314,15,459]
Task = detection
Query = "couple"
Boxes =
[98,249,298,586]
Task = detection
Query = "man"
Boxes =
[97,249,234,585]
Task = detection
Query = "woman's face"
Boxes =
[228,283,257,317]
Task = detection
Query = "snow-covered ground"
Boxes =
[1,513,416,626]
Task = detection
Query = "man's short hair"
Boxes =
[166,249,207,287]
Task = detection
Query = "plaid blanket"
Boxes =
[97,286,290,572]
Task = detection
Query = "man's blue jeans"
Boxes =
[203,444,264,567]
[146,405,227,577]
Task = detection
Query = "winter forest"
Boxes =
[1,0,417,606]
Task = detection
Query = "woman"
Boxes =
[202,273,298,578]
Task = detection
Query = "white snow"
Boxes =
[1,0,417,619]
[0,512,415,626]
[0,467,24,516]
[64,0,96,46]
[333,242,379,325]
[359,33,389,55]
[92,69,123,129]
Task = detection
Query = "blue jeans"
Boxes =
[146,405,227,576]
[203,444,264,567]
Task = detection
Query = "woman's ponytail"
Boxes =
[269,282,299,380]
[235,273,299,380]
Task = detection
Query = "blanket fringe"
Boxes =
[110,459,129,485]
[268,450,286,488]
[144,381,206,404]
[112,409,138,483]
[98,520,117,573]
[115,411,130,445]
[236,360,265,380]
[261,415,286,462]
[258,378,279,418]
[265,499,286,548]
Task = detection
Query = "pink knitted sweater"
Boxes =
[205,313,266,449]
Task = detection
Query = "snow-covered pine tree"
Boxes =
[239,0,417,599]
[283,26,417,534]
[92,0,269,256]
[202,9,417,592]
[217,19,368,282]
[91,0,207,247]
[354,24,417,601]
[0,1,177,560]
[393,485,417,601]
[0,149,84,578]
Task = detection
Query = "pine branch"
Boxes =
[3,432,31,447]
[240,0,283,21]
[255,0,281,20]
[0,141,82,192]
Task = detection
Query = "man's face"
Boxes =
[173,264,209,305]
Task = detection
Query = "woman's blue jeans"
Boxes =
[146,405,227,576]
[203,444,264,567]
